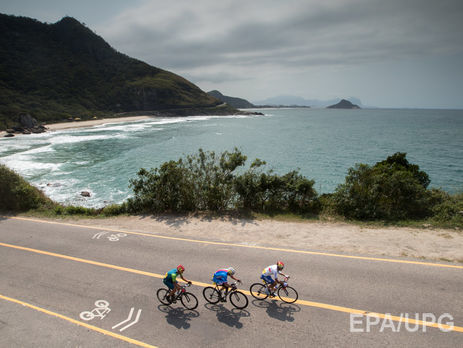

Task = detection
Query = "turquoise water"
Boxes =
[1,109,462,207]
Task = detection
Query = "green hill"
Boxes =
[0,14,224,130]
[207,90,255,108]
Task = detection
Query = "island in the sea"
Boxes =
[327,99,361,109]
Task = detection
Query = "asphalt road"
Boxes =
[0,216,462,347]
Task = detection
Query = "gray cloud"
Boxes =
[99,0,463,70]
[93,0,463,106]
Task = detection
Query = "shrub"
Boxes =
[331,153,433,220]
[234,166,319,213]
[128,149,319,214]
[128,148,247,213]
[430,191,463,225]
[0,164,53,211]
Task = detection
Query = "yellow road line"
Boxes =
[6,216,463,270]
[1,241,462,333]
[0,293,157,348]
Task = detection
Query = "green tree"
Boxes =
[331,153,433,220]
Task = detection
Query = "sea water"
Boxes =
[0,108,462,208]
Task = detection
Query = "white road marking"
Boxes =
[112,307,142,332]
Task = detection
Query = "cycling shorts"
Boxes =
[261,274,274,284]
[163,277,175,290]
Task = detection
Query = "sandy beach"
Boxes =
[63,215,463,264]
[1,115,152,137]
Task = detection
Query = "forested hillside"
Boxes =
[0,14,221,129]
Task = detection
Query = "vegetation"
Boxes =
[329,152,434,220]
[127,148,319,214]
[0,14,221,130]
[0,164,53,211]
[1,151,461,228]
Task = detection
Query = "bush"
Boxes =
[128,149,319,214]
[0,164,53,211]
[234,163,319,213]
[430,191,463,225]
[128,149,247,213]
[331,153,433,220]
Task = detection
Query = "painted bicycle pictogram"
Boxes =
[79,300,111,321]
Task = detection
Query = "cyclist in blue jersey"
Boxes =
[212,267,241,301]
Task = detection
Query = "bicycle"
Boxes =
[249,277,298,303]
[157,283,198,310]
[203,281,249,309]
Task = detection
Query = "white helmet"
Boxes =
[227,267,236,275]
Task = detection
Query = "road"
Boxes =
[0,216,462,347]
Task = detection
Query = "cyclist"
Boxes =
[212,267,241,301]
[163,265,192,303]
[261,261,288,296]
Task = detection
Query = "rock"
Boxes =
[22,130,31,134]
[19,114,38,128]
[6,128,15,133]
[81,191,91,197]
[31,127,43,133]
[12,126,24,132]
[47,183,61,187]
[4,133,14,137]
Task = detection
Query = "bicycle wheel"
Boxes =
[94,300,109,308]
[181,292,198,310]
[156,288,171,305]
[229,290,249,309]
[79,311,94,321]
[277,286,298,303]
[203,287,221,304]
[250,283,268,300]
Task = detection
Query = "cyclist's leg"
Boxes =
[261,275,275,293]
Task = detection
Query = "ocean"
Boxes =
[1,108,462,208]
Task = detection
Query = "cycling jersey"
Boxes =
[165,268,179,282]
[213,269,229,285]
[262,265,279,279]
[163,268,179,289]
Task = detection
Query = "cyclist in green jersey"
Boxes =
[163,265,192,301]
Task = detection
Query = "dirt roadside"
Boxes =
[61,215,463,263]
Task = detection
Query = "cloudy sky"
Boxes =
[2,0,463,108]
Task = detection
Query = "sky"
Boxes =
[1,0,463,109]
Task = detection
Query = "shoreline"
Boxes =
[46,115,152,131]
[1,116,152,137]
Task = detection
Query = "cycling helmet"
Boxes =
[227,267,236,275]
[177,264,185,272]
[277,261,284,270]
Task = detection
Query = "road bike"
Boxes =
[249,277,298,303]
[157,283,198,310]
[203,281,249,309]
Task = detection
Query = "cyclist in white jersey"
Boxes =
[261,261,288,296]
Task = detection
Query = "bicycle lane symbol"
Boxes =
[92,232,127,242]
[79,300,111,321]
[79,300,142,333]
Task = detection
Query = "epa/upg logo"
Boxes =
[350,313,454,333]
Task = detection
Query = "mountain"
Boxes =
[253,95,363,108]
[0,14,228,130]
[327,99,361,109]
[207,90,255,108]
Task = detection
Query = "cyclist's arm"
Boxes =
[179,274,191,284]
[230,275,241,282]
